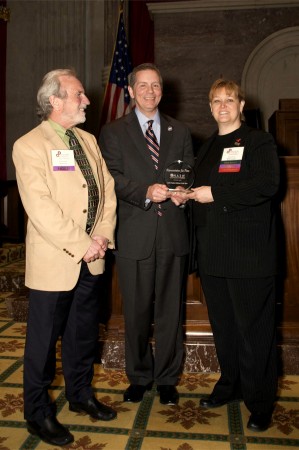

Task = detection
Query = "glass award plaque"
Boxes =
[164,160,195,192]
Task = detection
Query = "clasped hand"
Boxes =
[83,235,110,263]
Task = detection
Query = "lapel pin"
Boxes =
[168,126,173,131]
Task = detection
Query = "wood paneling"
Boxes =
[276,158,299,337]
[102,157,299,373]
[269,112,299,156]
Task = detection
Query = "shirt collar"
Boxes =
[134,108,160,129]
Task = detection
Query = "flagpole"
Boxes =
[97,0,133,137]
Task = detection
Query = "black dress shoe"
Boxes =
[157,385,179,405]
[200,394,235,408]
[27,416,74,446]
[69,396,117,421]
[247,412,272,432]
[123,384,152,403]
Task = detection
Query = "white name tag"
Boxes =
[221,147,244,161]
[51,150,75,171]
[219,147,244,173]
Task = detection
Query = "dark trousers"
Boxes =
[23,262,101,422]
[116,219,186,386]
[199,271,278,414]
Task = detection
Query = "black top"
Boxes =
[193,127,242,226]
[192,122,280,278]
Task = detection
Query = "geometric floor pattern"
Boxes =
[1,295,299,449]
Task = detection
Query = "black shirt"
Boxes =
[193,127,242,227]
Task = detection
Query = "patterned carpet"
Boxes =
[1,292,299,449]
[0,294,299,450]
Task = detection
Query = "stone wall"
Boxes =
[5,0,299,175]
[5,0,107,179]
[148,1,299,149]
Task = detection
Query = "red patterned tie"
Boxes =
[145,120,162,216]
[145,120,159,170]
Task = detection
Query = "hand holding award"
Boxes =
[164,160,195,193]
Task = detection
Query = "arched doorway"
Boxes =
[241,26,299,131]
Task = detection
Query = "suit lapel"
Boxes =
[74,129,103,191]
[124,112,178,180]
[41,121,100,185]
[125,112,156,170]
[158,114,173,179]
[74,129,104,232]
[40,121,68,149]
[41,121,102,203]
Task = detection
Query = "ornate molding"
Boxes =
[242,26,299,92]
[241,26,299,129]
[147,0,299,15]
[0,5,10,22]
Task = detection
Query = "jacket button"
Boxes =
[82,184,87,188]
[223,206,228,212]
[83,209,87,213]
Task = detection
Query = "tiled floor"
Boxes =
[1,294,299,450]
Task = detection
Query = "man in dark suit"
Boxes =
[99,63,194,405]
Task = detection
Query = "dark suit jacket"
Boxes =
[99,110,194,260]
[194,123,280,278]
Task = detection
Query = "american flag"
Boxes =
[100,10,133,127]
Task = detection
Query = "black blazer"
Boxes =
[193,123,280,278]
[99,110,194,260]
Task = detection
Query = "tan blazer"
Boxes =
[13,121,116,291]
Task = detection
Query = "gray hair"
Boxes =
[128,63,163,89]
[36,68,77,121]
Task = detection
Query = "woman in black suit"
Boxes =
[186,79,280,432]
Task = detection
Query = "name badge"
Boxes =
[219,146,244,173]
[51,150,75,171]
